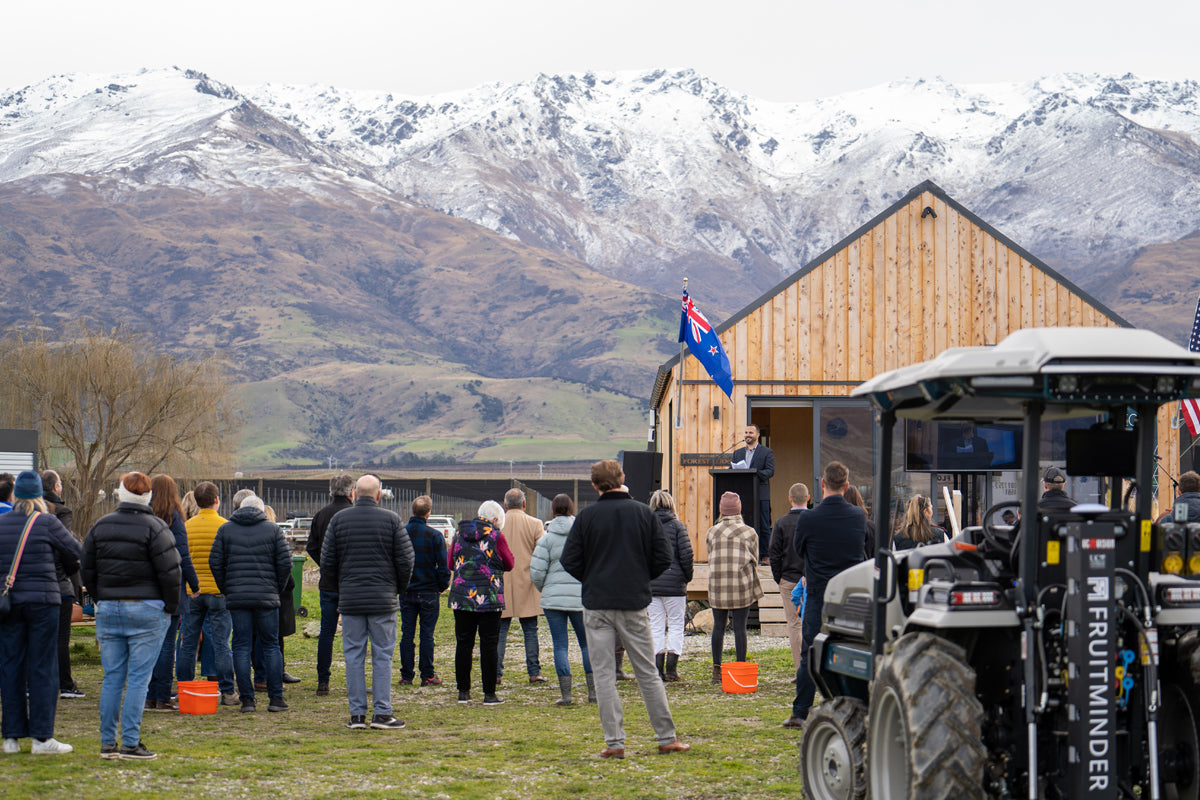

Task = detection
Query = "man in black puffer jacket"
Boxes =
[210,494,290,714]
[321,474,413,730]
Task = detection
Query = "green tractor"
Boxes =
[799,327,1200,800]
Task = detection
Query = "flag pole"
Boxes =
[676,277,687,429]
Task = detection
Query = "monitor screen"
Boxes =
[905,421,1023,473]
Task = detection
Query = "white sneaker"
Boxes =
[2,739,18,754]
[31,738,73,755]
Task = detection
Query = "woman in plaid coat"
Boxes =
[705,492,763,684]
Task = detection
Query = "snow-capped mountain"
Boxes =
[5,67,1200,310]
[4,66,1200,465]
[242,69,1200,300]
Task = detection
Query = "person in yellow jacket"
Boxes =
[175,482,238,705]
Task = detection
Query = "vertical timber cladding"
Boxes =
[654,180,1175,557]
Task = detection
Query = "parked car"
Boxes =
[284,517,312,547]
[427,515,456,547]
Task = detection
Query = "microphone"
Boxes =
[719,439,744,455]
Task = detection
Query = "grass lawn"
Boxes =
[3,589,806,799]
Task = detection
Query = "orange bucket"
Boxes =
[177,680,219,715]
[720,661,758,694]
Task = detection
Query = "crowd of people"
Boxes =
[14,451,1027,760]
[0,460,701,761]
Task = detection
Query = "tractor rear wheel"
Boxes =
[799,696,868,800]
[868,632,986,800]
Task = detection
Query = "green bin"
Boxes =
[292,554,308,616]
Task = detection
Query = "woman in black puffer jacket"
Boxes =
[647,490,693,682]
[0,470,82,755]
[82,471,181,760]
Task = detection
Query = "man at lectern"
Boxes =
[730,424,775,559]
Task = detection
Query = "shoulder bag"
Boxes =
[0,511,41,618]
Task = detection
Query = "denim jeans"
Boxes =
[231,608,283,703]
[0,602,60,740]
[317,590,340,685]
[399,591,440,681]
[147,613,181,703]
[342,612,396,717]
[792,592,826,719]
[543,608,591,677]
[96,600,170,747]
[176,594,235,696]
[453,610,501,694]
[497,615,541,678]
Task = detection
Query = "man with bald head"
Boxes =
[321,475,414,730]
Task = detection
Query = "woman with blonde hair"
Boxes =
[0,471,81,755]
[893,494,947,551]
[647,490,693,682]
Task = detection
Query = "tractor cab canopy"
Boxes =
[852,327,1200,423]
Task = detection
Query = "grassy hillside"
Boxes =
[0,178,679,467]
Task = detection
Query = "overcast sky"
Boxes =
[5,1,1198,101]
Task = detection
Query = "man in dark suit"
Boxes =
[783,461,867,730]
[731,423,775,558]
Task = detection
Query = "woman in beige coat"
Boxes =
[705,492,763,683]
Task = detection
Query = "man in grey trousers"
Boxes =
[320,475,414,730]
[560,459,690,759]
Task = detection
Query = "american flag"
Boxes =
[1183,293,1200,435]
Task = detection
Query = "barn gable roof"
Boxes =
[650,180,1130,409]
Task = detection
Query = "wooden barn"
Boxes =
[650,180,1179,585]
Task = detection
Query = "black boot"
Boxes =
[664,653,681,682]
[655,653,666,681]
[615,651,632,680]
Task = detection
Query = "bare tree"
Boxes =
[0,324,242,537]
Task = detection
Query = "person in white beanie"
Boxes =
[83,471,182,760]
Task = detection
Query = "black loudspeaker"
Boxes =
[622,451,663,503]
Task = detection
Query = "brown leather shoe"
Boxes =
[658,739,690,754]
[528,674,548,684]
[599,747,625,759]
[782,716,805,730]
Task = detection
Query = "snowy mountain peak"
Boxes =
[3,66,1200,308]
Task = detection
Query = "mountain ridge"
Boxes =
[4,66,1200,465]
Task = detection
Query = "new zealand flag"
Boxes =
[678,290,733,399]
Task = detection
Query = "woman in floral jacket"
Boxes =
[705,492,763,684]
[447,500,514,705]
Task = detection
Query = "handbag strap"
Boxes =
[3,511,40,593]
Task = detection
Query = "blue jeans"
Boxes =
[147,613,181,703]
[96,600,170,747]
[399,591,440,681]
[497,615,541,678]
[0,602,60,740]
[792,592,826,719]
[544,608,591,678]
[176,594,235,696]
[342,612,396,717]
[317,590,339,685]
[231,608,282,703]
